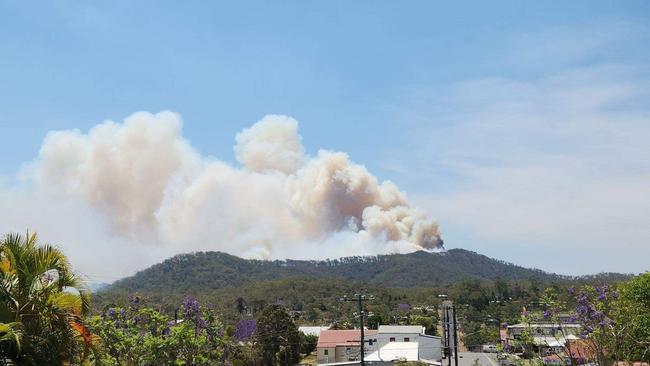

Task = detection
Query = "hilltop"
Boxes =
[107,249,562,294]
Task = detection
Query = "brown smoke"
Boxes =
[33,111,443,259]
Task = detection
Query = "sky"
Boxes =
[1,1,649,280]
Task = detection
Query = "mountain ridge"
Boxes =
[107,248,606,294]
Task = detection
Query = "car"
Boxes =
[483,344,498,353]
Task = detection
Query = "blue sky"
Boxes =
[1,1,649,277]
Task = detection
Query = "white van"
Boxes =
[482,344,498,353]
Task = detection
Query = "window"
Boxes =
[324,350,328,355]
[404,337,410,342]
[390,337,395,342]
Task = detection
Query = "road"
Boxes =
[454,352,498,366]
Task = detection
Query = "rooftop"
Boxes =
[298,326,330,337]
[378,325,426,334]
[365,341,419,362]
[508,323,582,329]
[317,329,378,348]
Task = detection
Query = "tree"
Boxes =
[90,296,226,365]
[299,332,318,355]
[409,315,437,336]
[614,272,650,363]
[0,232,98,365]
[255,305,300,366]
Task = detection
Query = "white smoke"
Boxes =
[2,111,442,277]
[234,115,305,174]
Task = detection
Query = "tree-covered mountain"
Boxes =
[106,249,569,294]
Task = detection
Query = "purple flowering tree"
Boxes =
[521,280,648,366]
[90,295,227,365]
[233,319,257,342]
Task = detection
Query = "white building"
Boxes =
[299,326,330,337]
[365,325,442,363]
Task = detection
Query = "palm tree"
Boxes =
[0,232,100,365]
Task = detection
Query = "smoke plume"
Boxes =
[3,111,442,276]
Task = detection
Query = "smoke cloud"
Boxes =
[2,111,442,277]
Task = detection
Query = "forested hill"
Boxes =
[107,249,565,294]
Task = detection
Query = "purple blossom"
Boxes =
[501,322,508,328]
[543,310,552,319]
[197,318,208,329]
[234,319,257,341]
[597,293,607,301]
[183,296,200,320]
[568,287,575,295]
[107,308,117,319]
[397,303,411,312]
[162,327,170,337]
[569,315,578,323]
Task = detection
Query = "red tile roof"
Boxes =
[567,339,596,360]
[317,330,378,348]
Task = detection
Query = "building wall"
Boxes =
[375,332,421,347]
[335,345,360,362]
[419,335,443,361]
[316,347,336,364]
[372,333,442,361]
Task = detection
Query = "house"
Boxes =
[365,342,420,363]
[316,329,378,364]
[316,326,442,364]
[566,339,597,365]
[507,323,581,354]
[371,325,442,362]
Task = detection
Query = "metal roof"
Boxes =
[317,329,378,348]
[365,341,419,362]
[378,325,426,334]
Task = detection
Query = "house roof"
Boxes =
[508,323,581,329]
[365,341,419,362]
[378,325,425,334]
[317,330,378,348]
[298,326,330,337]
[567,339,597,360]
[533,336,567,347]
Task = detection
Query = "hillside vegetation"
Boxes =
[108,249,560,294]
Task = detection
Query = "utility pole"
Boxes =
[442,300,456,366]
[444,306,451,366]
[341,293,372,366]
[453,305,459,366]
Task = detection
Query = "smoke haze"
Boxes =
[1,112,442,278]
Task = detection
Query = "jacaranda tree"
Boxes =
[90,295,227,365]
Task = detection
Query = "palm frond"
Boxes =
[0,321,23,351]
